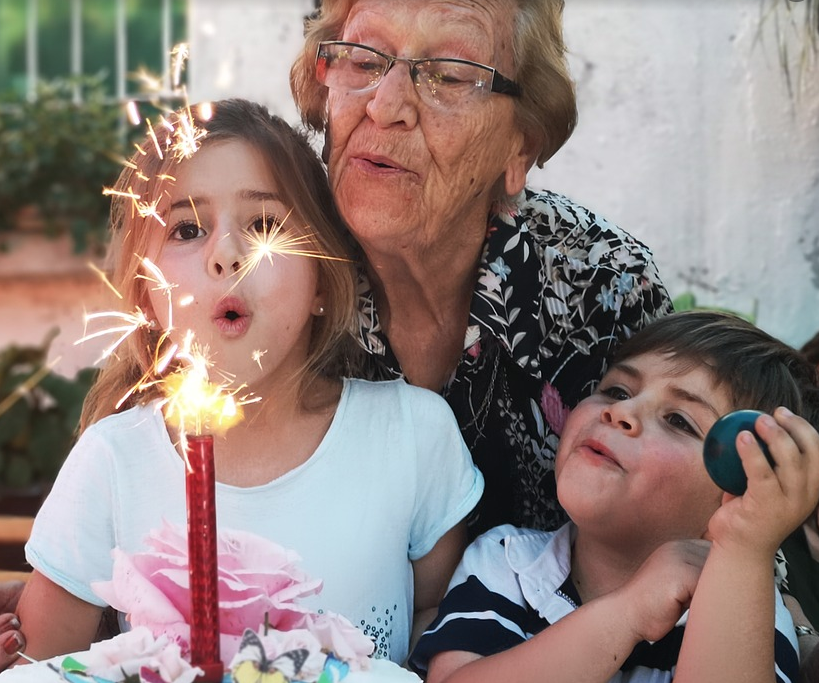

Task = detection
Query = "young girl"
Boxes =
[14,99,483,666]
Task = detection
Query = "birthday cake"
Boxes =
[0,522,421,683]
[0,629,421,682]
[0,629,421,683]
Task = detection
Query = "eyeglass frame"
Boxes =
[315,40,522,100]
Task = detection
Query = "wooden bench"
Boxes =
[0,516,34,580]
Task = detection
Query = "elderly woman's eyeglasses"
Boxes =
[315,41,521,107]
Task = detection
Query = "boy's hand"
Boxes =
[707,407,819,559]
[618,539,710,643]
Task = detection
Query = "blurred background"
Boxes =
[0,0,816,500]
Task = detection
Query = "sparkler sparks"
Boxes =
[159,335,246,439]
[224,207,347,296]
[86,53,342,441]
[251,349,267,370]
[75,306,153,363]
[170,43,190,90]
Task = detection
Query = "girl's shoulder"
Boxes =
[343,377,453,414]
[79,401,168,448]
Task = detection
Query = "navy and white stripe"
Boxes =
[411,524,799,682]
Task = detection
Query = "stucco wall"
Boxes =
[189,0,819,348]
[534,0,819,348]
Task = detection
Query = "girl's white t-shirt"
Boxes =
[26,378,484,664]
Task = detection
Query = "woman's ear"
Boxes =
[504,130,539,197]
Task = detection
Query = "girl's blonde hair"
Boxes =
[80,99,358,431]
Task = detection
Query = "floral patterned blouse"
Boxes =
[355,189,673,536]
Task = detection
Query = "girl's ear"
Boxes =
[311,276,328,316]
[312,295,327,316]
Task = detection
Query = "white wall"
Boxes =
[535,0,819,349]
[187,0,819,348]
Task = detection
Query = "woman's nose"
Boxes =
[365,63,419,129]
[601,402,641,435]
[208,232,242,278]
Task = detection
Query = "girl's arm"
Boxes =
[16,570,102,663]
[674,408,819,683]
[410,521,467,650]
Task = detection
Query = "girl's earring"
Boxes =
[317,306,326,315]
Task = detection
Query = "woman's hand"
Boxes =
[0,610,25,670]
[707,407,819,559]
[0,581,27,670]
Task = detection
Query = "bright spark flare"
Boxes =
[170,43,190,89]
[170,99,207,160]
[75,306,153,362]
[226,208,348,296]
[251,349,267,370]
[135,196,167,227]
[126,101,141,126]
[133,66,164,93]
[198,101,213,121]
[159,333,255,440]
[137,257,176,328]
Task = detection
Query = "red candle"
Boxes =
[185,434,223,682]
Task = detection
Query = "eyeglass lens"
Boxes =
[317,43,498,107]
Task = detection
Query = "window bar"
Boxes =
[70,0,82,103]
[25,0,38,100]
[162,0,172,93]
[115,0,127,102]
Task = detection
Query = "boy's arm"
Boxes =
[674,408,819,683]
[15,570,102,663]
[426,539,709,683]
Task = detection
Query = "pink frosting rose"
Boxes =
[92,521,372,666]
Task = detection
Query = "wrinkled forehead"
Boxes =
[344,0,516,65]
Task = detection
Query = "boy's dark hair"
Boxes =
[613,311,819,430]
[803,330,819,367]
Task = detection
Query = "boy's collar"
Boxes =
[503,523,577,624]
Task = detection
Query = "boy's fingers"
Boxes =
[736,430,778,485]
[766,409,819,491]
[770,408,819,455]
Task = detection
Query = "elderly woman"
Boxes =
[291,0,672,536]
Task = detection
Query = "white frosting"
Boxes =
[0,648,422,683]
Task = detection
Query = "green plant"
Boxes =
[759,0,818,96]
[0,330,96,489]
[673,291,757,324]
[0,74,127,253]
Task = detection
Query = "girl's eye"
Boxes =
[667,412,697,436]
[170,221,205,241]
[250,214,284,234]
[600,385,630,401]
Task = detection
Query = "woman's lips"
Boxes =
[213,297,250,338]
[351,153,418,179]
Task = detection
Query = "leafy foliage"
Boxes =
[0,75,128,253]
[0,331,96,488]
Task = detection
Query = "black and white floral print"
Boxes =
[356,189,672,535]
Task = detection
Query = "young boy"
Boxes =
[412,311,819,683]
